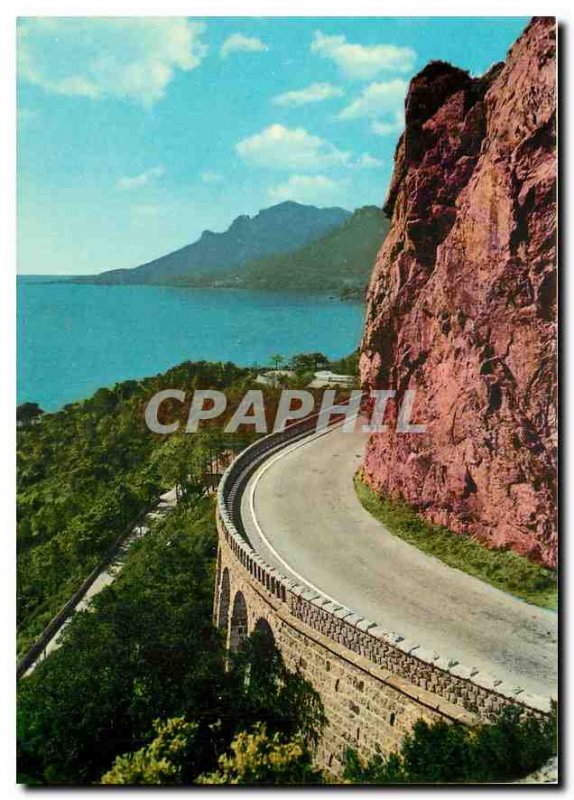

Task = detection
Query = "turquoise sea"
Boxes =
[17,276,365,411]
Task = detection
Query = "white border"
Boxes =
[2,4,570,797]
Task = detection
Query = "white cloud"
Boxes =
[350,153,383,169]
[18,18,207,107]
[116,166,164,191]
[236,124,349,172]
[372,112,404,136]
[337,79,408,120]
[220,33,269,58]
[269,174,345,205]
[311,30,415,80]
[272,82,344,107]
[201,171,224,184]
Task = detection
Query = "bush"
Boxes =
[101,718,199,785]
[343,704,558,784]
[196,723,323,785]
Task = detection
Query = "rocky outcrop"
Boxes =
[360,18,557,566]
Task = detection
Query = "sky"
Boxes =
[17,16,529,275]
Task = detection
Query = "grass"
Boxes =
[354,475,557,610]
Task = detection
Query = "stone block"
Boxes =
[472,672,503,691]
[449,663,479,681]
[382,630,405,647]
[433,656,458,672]
[413,646,440,665]
[333,606,353,620]
[396,639,420,655]
[356,618,377,632]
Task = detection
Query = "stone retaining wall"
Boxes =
[214,413,551,775]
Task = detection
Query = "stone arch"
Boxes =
[253,616,275,644]
[251,617,276,660]
[217,568,230,630]
[229,590,248,652]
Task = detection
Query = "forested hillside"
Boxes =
[18,498,325,784]
[82,202,350,285]
[17,360,254,655]
[173,206,389,294]
[17,354,354,655]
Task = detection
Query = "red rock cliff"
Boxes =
[360,18,557,567]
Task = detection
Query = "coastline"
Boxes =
[18,279,364,411]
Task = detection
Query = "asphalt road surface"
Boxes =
[240,423,557,701]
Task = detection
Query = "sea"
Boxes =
[17,276,365,412]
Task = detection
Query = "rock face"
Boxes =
[360,18,557,567]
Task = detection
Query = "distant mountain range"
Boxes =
[81,201,351,286]
[173,206,389,296]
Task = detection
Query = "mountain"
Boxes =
[85,202,351,285]
[173,206,389,295]
[360,18,557,566]
[233,206,388,293]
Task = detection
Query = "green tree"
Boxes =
[197,723,323,785]
[343,704,558,784]
[17,501,223,784]
[17,402,44,425]
[269,354,284,370]
[149,433,216,501]
[17,497,327,786]
[329,349,359,376]
[101,717,198,785]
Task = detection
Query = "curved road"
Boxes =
[240,423,557,701]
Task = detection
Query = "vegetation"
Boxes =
[101,718,199,785]
[354,474,557,609]
[172,206,389,295]
[290,352,330,373]
[17,353,556,785]
[19,480,554,785]
[285,350,359,388]
[343,704,557,784]
[17,499,325,785]
[197,723,323,785]
[17,401,44,425]
[329,348,360,377]
[17,353,358,657]
[17,360,257,655]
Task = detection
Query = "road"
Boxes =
[240,423,558,701]
[23,488,177,676]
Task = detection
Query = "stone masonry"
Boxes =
[214,415,552,778]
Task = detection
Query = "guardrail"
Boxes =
[217,413,552,720]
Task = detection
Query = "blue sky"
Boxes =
[17,16,529,275]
